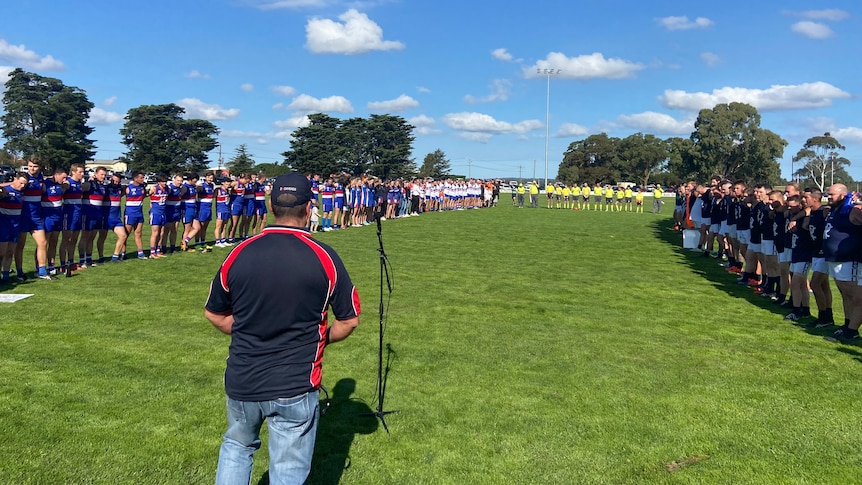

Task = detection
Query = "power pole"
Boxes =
[518,165,523,183]
[533,160,536,181]
[467,159,472,179]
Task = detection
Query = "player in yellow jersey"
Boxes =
[635,187,645,212]
[624,186,634,211]
[545,183,555,208]
[593,184,603,210]
[604,185,614,211]
[570,184,581,210]
[615,187,625,212]
[529,182,539,208]
[580,184,590,210]
[561,185,571,209]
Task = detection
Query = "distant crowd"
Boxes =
[0,161,503,284]
[673,177,862,344]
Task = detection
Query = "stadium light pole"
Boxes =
[539,68,561,188]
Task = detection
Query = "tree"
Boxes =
[365,114,416,179]
[665,137,697,181]
[688,102,786,183]
[282,113,343,175]
[791,133,849,191]
[559,133,620,184]
[227,144,256,175]
[281,113,416,178]
[418,149,451,178]
[617,133,668,187]
[119,104,219,174]
[1,68,95,170]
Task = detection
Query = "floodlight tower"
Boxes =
[539,68,562,188]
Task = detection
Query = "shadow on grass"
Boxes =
[256,378,379,485]
[648,219,858,349]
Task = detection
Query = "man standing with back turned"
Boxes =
[205,172,361,484]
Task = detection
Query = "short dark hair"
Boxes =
[131,171,143,178]
[804,187,823,199]
[271,202,308,220]
[786,194,802,204]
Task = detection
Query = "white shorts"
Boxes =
[779,249,792,264]
[710,223,720,234]
[761,240,776,256]
[828,261,858,282]
[790,262,811,274]
[737,229,750,245]
[727,224,738,239]
[749,242,762,253]
[812,257,828,274]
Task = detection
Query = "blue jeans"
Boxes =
[215,390,319,485]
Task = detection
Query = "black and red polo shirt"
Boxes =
[205,225,361,401]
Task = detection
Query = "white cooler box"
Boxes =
[682,229,699,249]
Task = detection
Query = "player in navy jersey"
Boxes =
[320,178,334,231]
[254,173,268,235]
[105,173,129,262]
[0,173,28,283]
[180,173,200,252]
[195,172,215,252]
[802,188,834,328]
[60,164,85,275]
[162,175,183,253]
[124,171,147,259]
[822,184,862,342]
[41,167,68,275]
[15,159,52,279]
[784,194,814,321]
[214,178,232,247]
[228,174,247,244]
[148,175,169,258]
[334,178,346,228]
[241,176,257,238]
[78,166,108,269]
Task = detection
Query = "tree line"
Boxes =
[1,68,854,185]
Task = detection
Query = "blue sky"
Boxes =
[1,0,860,182]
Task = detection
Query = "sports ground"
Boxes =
[1,201,860,484]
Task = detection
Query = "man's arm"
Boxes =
[327,316,359,344]
[204,309,234,335]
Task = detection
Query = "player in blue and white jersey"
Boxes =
[195,172,215,252]
[214,178,232,247]
[179,173,200,252]
[105,173,129,262]
[124,171,147,259]
[0,172,27,283]
[41,167,68,274]
[148,175,169,258]
[78,166,108,269]
[60,164,85,275]
[254,173,268,235]
[320,178,334,231]
[228,174,247,244]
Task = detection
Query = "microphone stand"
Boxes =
[361,213,397,433]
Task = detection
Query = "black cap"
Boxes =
[271,172,313,208]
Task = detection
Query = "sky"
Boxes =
[1,0,861,183]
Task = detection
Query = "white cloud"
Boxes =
[88,107,124,125]
[464,79,512,104]
[417,86,431,93]
[272,102,284,110]
[796,9,850,21]
[408,115,441,135]
[555,123,589,138]
[491,48,521,63]
[525,52,644,80]
[257,138,269,145]
[833,127,862,144]
[305,9,404,55]
[241,83,254,92]
[367,94,420,112]
[616,112,693,135]
[657,16,714,31]
[287,93,353,113]
[791,21,834,39]
[700,52,721,67]
[458,132,493,143]
[274,115,312,130]
[102,96,118,107]
[442,112,543,135]
[0,66,13,92]
[0,39,64,70]
[221,129,264,138]
[176,98,240,120]
[185,69,211,79]
[659,82,851,112]
[271,85,296,96]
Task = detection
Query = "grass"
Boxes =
[1,199,861,484]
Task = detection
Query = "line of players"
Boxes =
[676,178,862,343]
[0,161,276,282]
[516,182,664,213]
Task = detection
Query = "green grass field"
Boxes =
[2,200,861,484]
